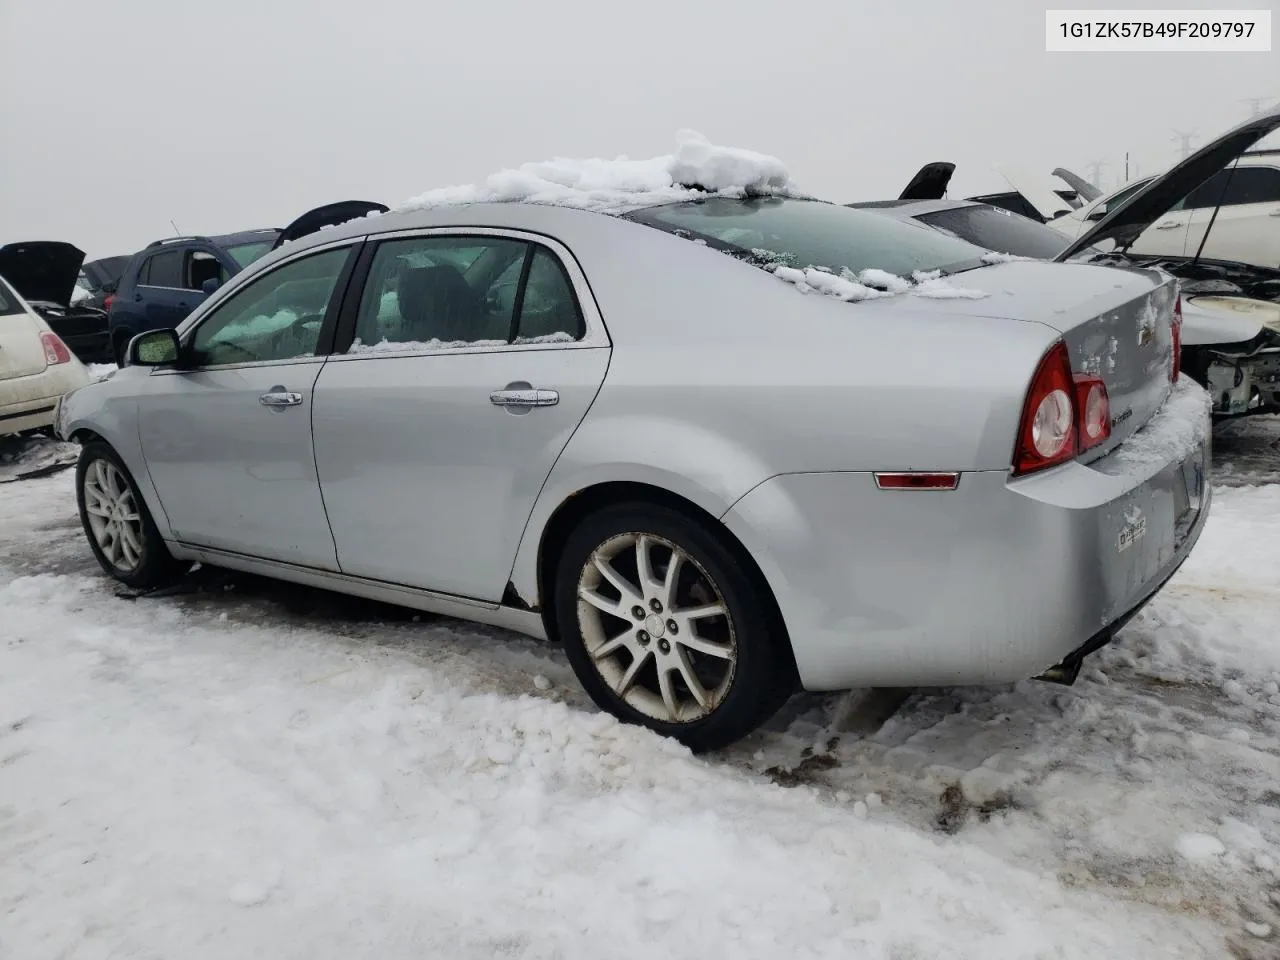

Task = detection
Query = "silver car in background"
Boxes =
[57,152,1222,749]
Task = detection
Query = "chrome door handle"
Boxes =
[490,388,559,407]
[259,390,303,407]
[1155,221,1181,230]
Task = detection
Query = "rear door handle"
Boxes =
[1155,220,1182,230]
[490,388,559,407]
[259,390,304,408]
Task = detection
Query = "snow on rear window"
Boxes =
[626,197,991,303]
[395,130,804,216]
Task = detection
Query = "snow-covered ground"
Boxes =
[2,422,1280,959]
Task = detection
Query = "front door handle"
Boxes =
[490,388,559,407]
[259,389,304,408]
[1154,220,1182,230]
[1269,208,1280,216]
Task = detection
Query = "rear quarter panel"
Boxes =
[501,210,1064,605]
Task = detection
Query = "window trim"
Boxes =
[1182,164,1280,210]
[325,226,609,362]
[150,239,363,375]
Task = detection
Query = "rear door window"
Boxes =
[348,235,581,352]
[142,249,183,288]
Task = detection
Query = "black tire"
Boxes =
[112,330,131,367]
[76,440,186,589]
[554,502,795,752]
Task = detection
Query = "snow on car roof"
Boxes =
[394,130,807,216]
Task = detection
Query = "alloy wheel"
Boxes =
[576,532,737,723]
[82,458,145,572]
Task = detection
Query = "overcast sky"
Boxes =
[1,0,1276,260]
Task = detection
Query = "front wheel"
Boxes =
[554,503,794,752]
[76,441,186,588]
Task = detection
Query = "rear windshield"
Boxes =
[625,197,989,279]
[0,276,21,315]
[915,204,1073,259]
[226,241,275,268]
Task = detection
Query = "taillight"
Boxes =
[1171,294,1183,382]
[1014,341,1076,475]
[1013,340,1112,476]
[40,332,73,365]
[103,293,115,311]
[1074,375,1110,452]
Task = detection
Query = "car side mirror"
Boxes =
[201,277,222,295]
[127,328,182,367]
[1086,208,1107,221]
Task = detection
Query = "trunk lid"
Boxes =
[905,259,1178,454]
[0,311,51,380]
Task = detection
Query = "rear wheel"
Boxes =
[554,502,794,752]
[76,441,186,588]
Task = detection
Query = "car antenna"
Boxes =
[169,219,182,236]
[1188,160,1238,267]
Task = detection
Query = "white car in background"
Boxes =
[1001,150,1280,271]
[0,273,90,435]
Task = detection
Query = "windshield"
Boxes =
[625,197,989,279]
[916,204,1087,259]
[226,241,275,268]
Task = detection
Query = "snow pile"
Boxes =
[981,251,1040,264]
[349,337,507,354]
[1101,375,1212,475]
[769,264,989,303]
[348,332,575,354]
[396,130,803,216]
[910,269,990,300]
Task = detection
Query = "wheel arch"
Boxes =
[532,479,800,689]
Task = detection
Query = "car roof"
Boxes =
[239,197,804,273]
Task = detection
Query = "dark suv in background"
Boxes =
[105,201,389,364]
[106,229,280,364]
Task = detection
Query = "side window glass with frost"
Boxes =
[189,247,350,367]
[349,236,527,352]
[515,247,585,343]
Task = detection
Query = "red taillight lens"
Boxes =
[40,332,73,365]
[1171,294,1183,382]
[1074,375,1111,451]
[1014,341,1114,476]
[103,293,115,311]
[1014,341,1077,476]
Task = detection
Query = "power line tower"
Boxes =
[1171,130,1198,160]
[1241,97,1276,118]
[1084,159,1108,189]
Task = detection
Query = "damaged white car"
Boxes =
[870,109,1280,418]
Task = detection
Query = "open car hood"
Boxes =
[1051,167,1101,203]
[0,240,86,307]
[1057,105,1280,262]
[80,255,131,292]
[994,163,1076,220]
[898,162,955,200]
[272,200,389,250]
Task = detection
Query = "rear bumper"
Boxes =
[0,365,91,436]
[721,377,1213,691]
[0,395,61,434]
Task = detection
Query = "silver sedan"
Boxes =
[57,194,1210,750]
